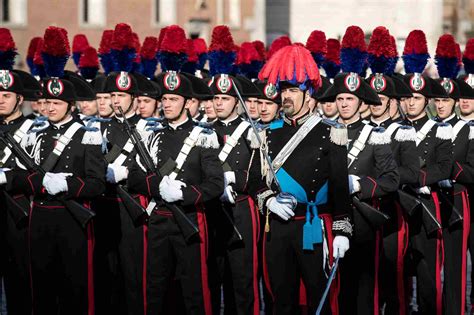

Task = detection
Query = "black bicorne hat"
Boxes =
[105,71,138,95]
[156,71,193,99]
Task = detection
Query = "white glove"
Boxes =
[415,186,431,195]
[42,172,72,195]
[0,168,11,185]
[348,175,361,194]
[106,164,128,184]
[220,185,236,204]
[266,196,295,221]
[223,171,236,186]
[438,179,453,188]
[159,175,186,203]
[333,235,350,258]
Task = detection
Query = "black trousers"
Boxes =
[29,203,94,315]
[263,214,331,315]
[3,195,31,315]
[441,187,470,315]
[379,202,409,315]
[146,208,212,315]
[406,192,443,315]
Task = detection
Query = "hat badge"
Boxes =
[116,71,132,91]
[217,74,233,93]
[47,78,64,97]
[264,82,278,99]
[344,73,361,92]
[370,74,386,92]
[409,73,425,91]
[0,70,14,90]
[163,71,181,91]
[441,78,454,94]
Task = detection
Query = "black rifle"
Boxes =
[352,196,390,242]
[117,107,199,243]
[0,131,95,228]
[437,190,463,227]
[115,184,148,225]
[402,188,442,234]
[2,190,29,228]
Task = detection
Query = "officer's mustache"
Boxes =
[283,98,294,106]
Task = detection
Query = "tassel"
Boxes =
[329,126,348,146]
[247,128,261,149]
[265,209,271,233]
[303,208,314,250]
[394,126,417,142]
[435,123,453,140]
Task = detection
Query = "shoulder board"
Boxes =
[269,119,284,130]
[246,127,261,149]
[194,120,214,130]
[195,126,219,149]
[322,118,344,128]
[435,122,453,140]
[25,120,50,147]
[394,125,416,142]
[81,125,103,145]
[368,126,391,145]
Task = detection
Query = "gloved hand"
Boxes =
[159,175,186,203]
[415,186,431,195]
[266,193,297,221]
[223,171,236,187]
[0,168,11,185]
[42,172,72,195]
[106,164,128,184]
[333,235,350,258]
[438,179,453,188]
[220,185,236,204]
[348,175,361,194]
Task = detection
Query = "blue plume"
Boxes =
[197,53,208,70]
[111,48,136,72]
[208,51,236,76]
[238,60,263,79]
[0,50,17,70]
[72,52,81,67]
[141,58,158,79]
[41,53,68,78]
[311,52,325,67]
[80,67,99,80]
[158,52,187,72]
[322,61,340,79]
[402,53,429,74]
[26,57,35,73]
[368,54,391,74]
[99,53,114,75]
[131,61,142,74]
[340,47,367,74]
[181,61,197,75]
[464,59,474,75]
[435,56,458,79]
[385,56,398,75]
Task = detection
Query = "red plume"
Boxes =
[98,30,114,54]
[157,26,169,50]
[159,25,187,53]
[33,38,44,65]
[79,46,99,68]
[306,30,327,55]
[389,35,398,56]
[325,39,341,64]
[72,34,89,53]
[403,30,428,55]
[42,26,70,56]
[27,37,42,59]
[267,36,291,59]
[236,42,262,64]
[193,38,207,55]
[464,39,474,60]
[368,26,395,57]
[186,39,198,63]
[0,28,16,51]
[252,40,266,60]
[111,23,134,50]
[435,34,458,58]
[341,26,366,51]
[141,36,158,60]
[209,25,236,52]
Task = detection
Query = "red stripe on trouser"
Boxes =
[461,191,470,315]
[396,203,407,315]
[262,230,274,301]
[197,210,212,315]
[139,195,148,315]
[374,231,380,315]
[87,222,95,315]
[432,192,444,315]
[299,280,306,306]
[247,197,261,315]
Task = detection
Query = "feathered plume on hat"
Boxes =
[0,28,17,70]
[306,30,327,67]
[367,26,397,74]
[26,37,42,74]
[208,25,237,76]
[386,36,399,75]
[72,34,89,68]
[110,23,136,73]
[181,39,199,74]
[98,30,114,75]
[79,46,99,80]
[41,26,71,78]
[340,26,367,75]
[236,42,264,80]
[322,38,341,79]
[33,38,46,78]
[267,36,291,60]
[140,36,158,79]
[158,25,188,72]
[435,34,458,79]
[258,44,321,94]
[131,32,142,73]
[402,30,430,74]
[193,38,208,71]
[455,43,462,77]
[463,38,474,75]
[252,40,266,62]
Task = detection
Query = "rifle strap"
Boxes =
[1,119,34,166]
[218,121,250,163]
[415,119,436,146]
[347,124,373,168]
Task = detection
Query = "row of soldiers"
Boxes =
[0,23,473,315]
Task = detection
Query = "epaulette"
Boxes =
[394,125,416,142]
[323,119,348,146]
[368,126,391,145]
[468,122,474,140]
[25,118,50,147]
[435,122,453,140]
[81,125,103,145]
[246,127,261,149]
[196,126,219,149]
